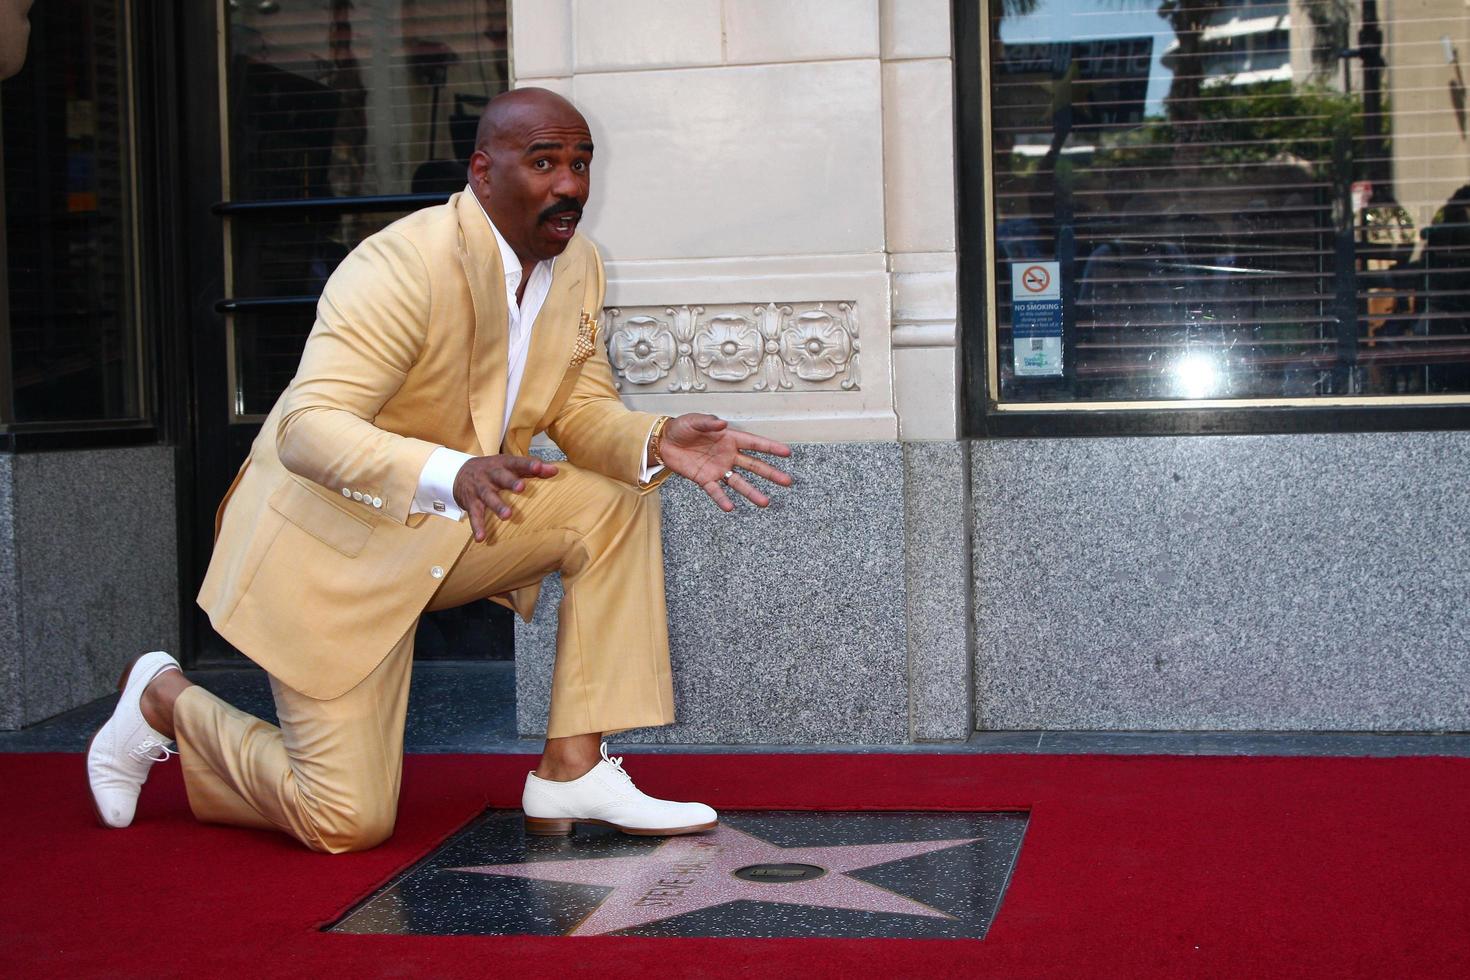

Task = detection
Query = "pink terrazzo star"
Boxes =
[452,824,978,936]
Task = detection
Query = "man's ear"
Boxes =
[469,149,493,190]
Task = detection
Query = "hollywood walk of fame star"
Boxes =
[451,824,979,936]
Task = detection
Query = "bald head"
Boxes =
[468,88,594,269]
[474,88,587,156]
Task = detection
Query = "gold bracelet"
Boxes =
[650,415,673,467]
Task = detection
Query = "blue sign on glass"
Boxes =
[1010,261,1063,377]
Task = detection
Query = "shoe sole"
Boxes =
[86,653,151,829]
[523,816,718,837]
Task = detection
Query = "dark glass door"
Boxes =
[180,0,513,664]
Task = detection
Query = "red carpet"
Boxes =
[2,752,1468,978]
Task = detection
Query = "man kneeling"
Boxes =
[85,89,792,852]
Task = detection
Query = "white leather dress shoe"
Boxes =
[522,743,718,837]
[86,651,181,829]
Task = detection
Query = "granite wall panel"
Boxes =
[971,432,1470,731]
[3,447,179,729]
[0,455,19,729]
[517,442,910,744]
[904,441,971,740]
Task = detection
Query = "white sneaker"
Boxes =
[86,651,181,828]
[522,742,718,837]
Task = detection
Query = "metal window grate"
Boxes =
[220,0,509,418]
[984,0,1470,405]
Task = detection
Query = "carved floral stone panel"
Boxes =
[603,302,861,392]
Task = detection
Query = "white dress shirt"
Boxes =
[410,189,660,522]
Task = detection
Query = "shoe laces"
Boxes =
[128,736,177,764]
[600,742,632,783]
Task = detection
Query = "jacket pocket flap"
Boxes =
[268,477,374,557]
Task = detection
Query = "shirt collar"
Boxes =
[468,183,553,285]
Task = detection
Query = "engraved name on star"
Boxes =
[451,824,978,936]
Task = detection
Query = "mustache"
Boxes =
[538,199,583,223]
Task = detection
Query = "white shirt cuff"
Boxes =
[411,446,475,521]
[639,419,665,485]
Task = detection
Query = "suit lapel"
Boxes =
[503,259,583,453]
[455,191,509,456]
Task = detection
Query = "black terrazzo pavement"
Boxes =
[331,810,1028,938]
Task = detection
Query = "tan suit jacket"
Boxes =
[198,191,665,700]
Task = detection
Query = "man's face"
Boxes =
[470,100,593,267]
[0,0,34,81]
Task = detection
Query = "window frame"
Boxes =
[953,0,1470,438]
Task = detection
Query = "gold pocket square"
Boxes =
[571,311,598,366]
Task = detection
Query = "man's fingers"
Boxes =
[732,430,792,457]
[478,485,511,520]
[690,415,728,434]
[701,480,736,512]
[735,453,793,487]
[725,472,770,508]
[503,456,558,478]
[489,467,525,493]
[488,458,558,492]
[492,459,556,488]
[702,472,770,510]
[455,454,562,536]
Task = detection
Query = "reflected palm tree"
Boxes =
[1155,0,1237,168]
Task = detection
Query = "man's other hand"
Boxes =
[658,413,793,512]
[454,454,559,541]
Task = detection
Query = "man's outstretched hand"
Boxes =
[657,413,793,512]
[454,454,559,541]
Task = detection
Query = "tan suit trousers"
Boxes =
[174,463,674,853]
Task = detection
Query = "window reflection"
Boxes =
[1,0,139,426]
[226,0,509,416]
[987,0,1470,403]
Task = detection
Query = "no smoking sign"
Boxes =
[1009,260,1062,377]
[1021,264,1051,293]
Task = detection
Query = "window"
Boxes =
[960,0,1470,426]
[221,0,510,418]
[1,0,142,430]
